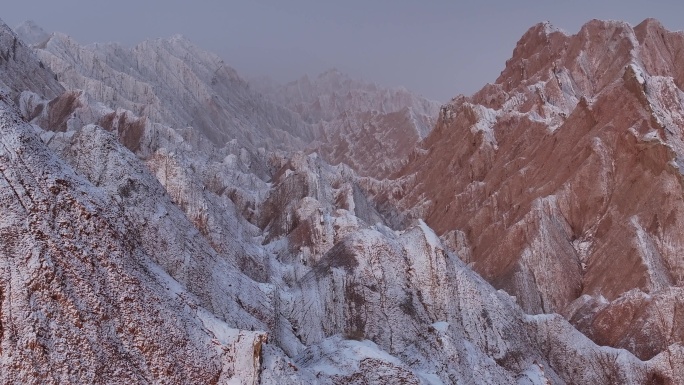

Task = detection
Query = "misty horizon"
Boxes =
[5,1,684,101]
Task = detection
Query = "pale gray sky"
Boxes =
[4,1,684,101]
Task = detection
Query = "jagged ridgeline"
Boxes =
[0,17,682,385]
[382,19,684,362]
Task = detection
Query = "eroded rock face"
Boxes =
[383,18,684,359]
[13,101,682,383]
[565,288,684,361]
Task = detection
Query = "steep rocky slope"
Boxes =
[380,18,684,361]
[257,70,440,178]
[13,112,684,383]
[0,95,270,384]
[0,20,62,100]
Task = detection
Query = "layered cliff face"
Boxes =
[25,122,684,383]
[5,16,684,384]
[258,70,440,178]
[383,18,684,360]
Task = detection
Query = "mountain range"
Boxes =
[1,17,683,384]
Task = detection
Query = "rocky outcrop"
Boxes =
[314,106,436,178]
[565,288,684,360]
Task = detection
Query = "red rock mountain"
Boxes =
[378,18,684,360]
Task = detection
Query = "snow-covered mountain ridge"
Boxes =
[16,21,439,180]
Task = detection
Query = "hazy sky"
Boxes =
[4,1,684,101]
